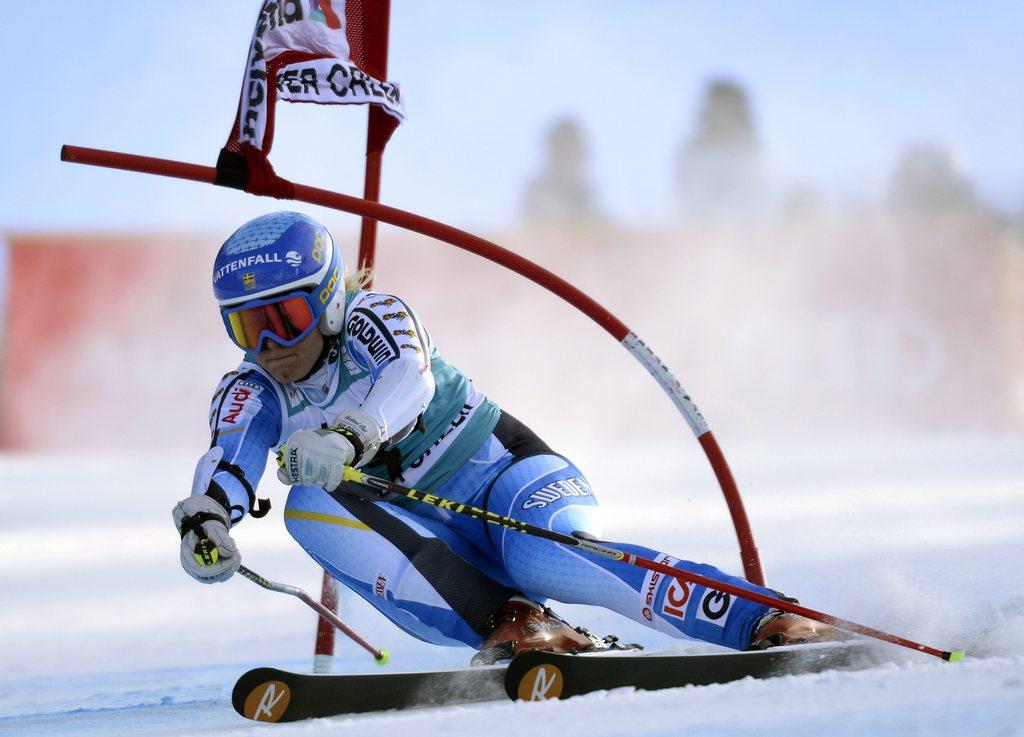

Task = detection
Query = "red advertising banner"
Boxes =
[0,235,232,451]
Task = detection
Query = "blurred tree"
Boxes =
[888,144,980,216]
[675,79,766,219]
[521,118,604,227]
[780,184,828,220]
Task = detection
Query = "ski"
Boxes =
[504,640,878,701]
[232,664,508,721]
[232,641,877,722]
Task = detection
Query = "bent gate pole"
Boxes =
[59,143,766,587]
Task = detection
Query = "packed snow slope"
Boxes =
[1,435,1022,736]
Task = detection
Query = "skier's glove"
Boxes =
[172,487,240,584]
[276,409,383,488]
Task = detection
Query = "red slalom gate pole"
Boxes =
[59,144,765,587]
[357,143,384,271]
[319,1,395,673]
[333,0,395,673]
[312,571,339,673]
[290,170,766,586]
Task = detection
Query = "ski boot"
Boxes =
[749,610,844,650]
[472,596,610,665]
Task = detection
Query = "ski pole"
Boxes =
[236,564,391,665]
[333,466,965,662]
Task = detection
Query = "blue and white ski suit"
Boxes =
[197,290,778,651]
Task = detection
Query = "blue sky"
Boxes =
[2,1,1022,231]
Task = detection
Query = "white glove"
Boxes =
[277,427,354,489]
[172,492,240,584]
[276,409,383,488]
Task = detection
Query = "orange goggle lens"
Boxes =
[225,296,316,351]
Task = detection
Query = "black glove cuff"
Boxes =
[178,510,228,540]
[214,461,271,519]
[331,426,366,465]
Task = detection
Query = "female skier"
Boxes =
[172,211,835,662]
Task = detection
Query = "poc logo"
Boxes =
[319,266,340,304]
[311,232,326,264]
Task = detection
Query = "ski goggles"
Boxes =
[221,291,318,352]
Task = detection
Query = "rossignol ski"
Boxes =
[232,640,877,722]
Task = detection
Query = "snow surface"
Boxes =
[1,435,1022,736]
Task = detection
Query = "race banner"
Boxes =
[220,0,403,190]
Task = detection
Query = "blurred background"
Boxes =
[2,1,1022,453]
[1,0,1023,689]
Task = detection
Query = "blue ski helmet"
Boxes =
[213,212,345,350]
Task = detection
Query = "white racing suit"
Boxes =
[198,290,779,650]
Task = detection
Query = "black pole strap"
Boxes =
[216,460,272,519]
